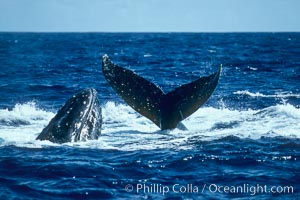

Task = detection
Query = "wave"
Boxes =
[0,102,54,146]
[0,101,299,150]
[233,90,300,98]
[28,84,70,91]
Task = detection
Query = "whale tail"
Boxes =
[102,55,221,130]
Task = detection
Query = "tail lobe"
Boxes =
[102,55,221,130]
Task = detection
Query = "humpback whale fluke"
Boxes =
[102,55,222,130]
[36,89,102,144]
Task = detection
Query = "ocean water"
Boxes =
[0,32,299,199]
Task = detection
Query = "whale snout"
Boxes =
[36,89,102,144]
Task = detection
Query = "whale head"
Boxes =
[36,89,102,144]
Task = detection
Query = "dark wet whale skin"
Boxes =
[102,55,222,130]
[36,89,102,144]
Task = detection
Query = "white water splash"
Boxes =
[234,90,300,98]
[0,102,54,146]
[0,101,299,150]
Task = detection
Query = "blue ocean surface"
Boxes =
[0,33,299,199]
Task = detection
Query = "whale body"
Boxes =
[102,55,221,130]
[36,89,102,143]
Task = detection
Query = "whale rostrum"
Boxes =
[36,89,102,144]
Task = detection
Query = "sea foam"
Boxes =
[0,101,299,150]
